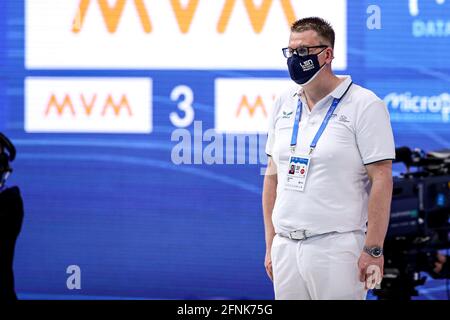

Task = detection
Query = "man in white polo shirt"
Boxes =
[262,17,395,300]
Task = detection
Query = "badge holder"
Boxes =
[286,152,311,192]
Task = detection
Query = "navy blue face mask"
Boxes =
[287,48,327,85]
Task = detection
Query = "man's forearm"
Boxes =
[262,166,277,250]
[365,175,393,247]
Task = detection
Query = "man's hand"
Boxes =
[265,249,273,281]
[433,253,447,274]
[358,252,384,289]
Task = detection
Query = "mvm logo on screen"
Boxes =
[25,0,347,69]
[215,78,292,134]
[25,78,152,133]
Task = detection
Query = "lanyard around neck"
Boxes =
[290,82,353,154]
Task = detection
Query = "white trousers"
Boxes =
[271,231,367,300]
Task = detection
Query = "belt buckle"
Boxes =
[301,229,307,240]
[289,229,307,240]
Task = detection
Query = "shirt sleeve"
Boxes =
[355,99,396,165]
[265,95,281,157]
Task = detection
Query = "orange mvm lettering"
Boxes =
[72,0,296,34]
[45,94,133,117]
[235,95,271,118]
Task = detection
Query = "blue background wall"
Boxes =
[0,1,449,299]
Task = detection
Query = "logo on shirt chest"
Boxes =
[338,115,350,123]
[282,110,293,119]
[329,113,350,123]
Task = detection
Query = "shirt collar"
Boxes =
[330,75,353,99]
[293,75,353,100]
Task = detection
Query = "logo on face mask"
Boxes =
[300,59,315,71]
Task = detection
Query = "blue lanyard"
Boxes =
[290,82,353,154]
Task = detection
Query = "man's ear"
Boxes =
[327,47,334,63]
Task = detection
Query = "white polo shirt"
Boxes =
[265,76,395,235]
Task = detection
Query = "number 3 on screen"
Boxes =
[170,85,195,128]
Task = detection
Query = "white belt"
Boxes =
[278,229,336,241]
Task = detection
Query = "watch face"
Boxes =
[372,248,382,257]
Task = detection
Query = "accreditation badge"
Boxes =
[285,154,311,192]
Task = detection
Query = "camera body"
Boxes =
[373,147,450,300]
[0,133,22,300]
[0,133,16,189]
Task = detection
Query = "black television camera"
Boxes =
[373,147,450,300]
[0,133,24,301]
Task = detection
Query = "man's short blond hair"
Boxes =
[291,17,335,48]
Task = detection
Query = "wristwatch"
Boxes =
[363,246,383,258]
